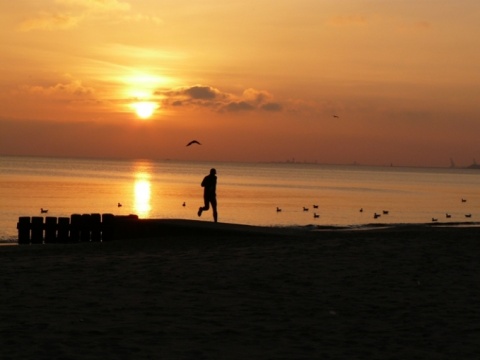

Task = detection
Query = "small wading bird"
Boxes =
[313,213,320,218]
[40,208,48,214]
[186,140,201,146]
[303,207,309,211]
[432,218,438,222]
[276,207,282,212]
[333,115,339,118]
[374,213,381,219]
[118,203,122,207]
[446,213,451,218]
[313,204,319,209]
[465,214,472,218]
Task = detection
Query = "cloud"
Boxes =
[20,74,95,99]
[261,102,283,112]
[158,85,224,109]
[157,85,283,113]
[185,86,218,100]
[224,101,255,112]
[17,0,159,32]
[56,0,130,12]
[18,12,81,31]
[242,88,272,105]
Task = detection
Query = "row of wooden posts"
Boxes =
[17,214,139,245]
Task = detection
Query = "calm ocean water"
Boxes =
[1,156,479,241]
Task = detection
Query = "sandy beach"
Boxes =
[1,220,479,359]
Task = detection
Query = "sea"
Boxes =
[1,155,479,242]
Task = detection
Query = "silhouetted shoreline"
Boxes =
[2,218,480,245]
[1,221,479,359]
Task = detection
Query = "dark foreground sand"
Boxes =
[0,220,479,360]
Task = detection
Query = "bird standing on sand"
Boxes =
[186,140,201,146]
[40,208,48,214]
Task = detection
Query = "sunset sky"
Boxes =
[1,0,479,167]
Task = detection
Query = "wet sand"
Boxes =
[0,220,479,359]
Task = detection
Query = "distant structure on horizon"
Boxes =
[449,158,479,169]
[466,158,480,169]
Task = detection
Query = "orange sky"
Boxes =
[1,1,479,167]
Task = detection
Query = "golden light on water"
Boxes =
[134,167,152,217]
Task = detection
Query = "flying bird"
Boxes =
[186,140,201,146]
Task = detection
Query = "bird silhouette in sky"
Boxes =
[186,140,201,146]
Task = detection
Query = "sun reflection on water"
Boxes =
[133,163,152,218]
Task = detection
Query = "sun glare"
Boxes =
[122,72,169,119]
[132,101,158,119]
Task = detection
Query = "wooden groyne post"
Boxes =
[16,214,138,245]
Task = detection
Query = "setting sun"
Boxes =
[132,101,158,119]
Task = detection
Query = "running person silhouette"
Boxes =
[198,168,218,222]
